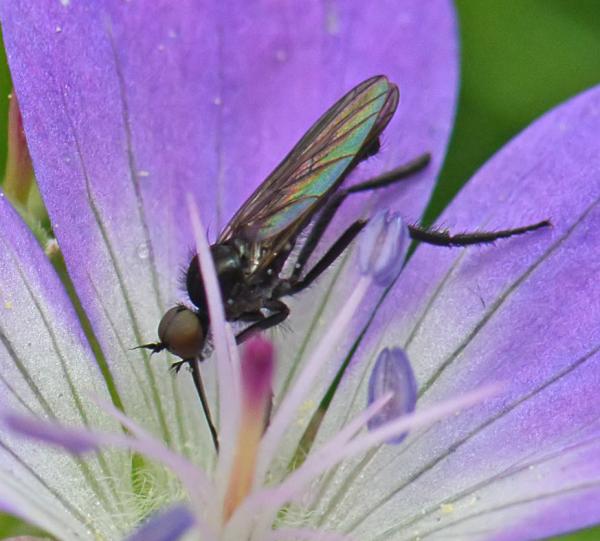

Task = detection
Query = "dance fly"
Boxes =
[139,75,549,449]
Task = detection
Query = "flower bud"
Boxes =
[359,210,409,286]
[367,347,417,444]
[4,92,34,206]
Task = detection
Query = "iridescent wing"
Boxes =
[218,76,399,255]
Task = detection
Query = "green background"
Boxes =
[426,0,600,224]
[0,1,599,539]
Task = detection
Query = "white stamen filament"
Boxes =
[186,194,242,503]
[215,323,245,507]
[256,276,372,484]
[3,196,506,541]
[4,410,217,540]
[225,325,242,398]
[238,392,394,538]
[90,397,213,510]
[106,434,216,541]
[264,383,501,513]
[231,383,500,538]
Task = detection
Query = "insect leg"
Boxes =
[237,310,266,323]
[408,220,551,247]
[235,300,290,344]
[280,219,367,296]
[345,152,431,194]
[292,152,430,281]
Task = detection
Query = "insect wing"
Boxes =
[218,75,399,245]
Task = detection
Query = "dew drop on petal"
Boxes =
[367,347,417,444]
[55,26,62,33]
[440,503,454,514]
[213,96,223,106]
[396,13,413,26]
[274,48,287,62]
[137,169,150,178]
[136,242,150,260]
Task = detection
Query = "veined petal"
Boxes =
[0,1,214,457]
[0,0,458,465]
[269,0,458,465]
[0,195,131,539]
[0,2,460,537]
[313,86,600,539]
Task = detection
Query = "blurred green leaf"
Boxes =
[552,526,600,541]
[425,0,600,223]
[0,29,11,180]
[0,512,48,539]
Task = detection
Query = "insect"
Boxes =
[139,75,548,448]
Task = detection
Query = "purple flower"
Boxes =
[0,1,599,540]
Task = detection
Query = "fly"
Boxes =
[139,75,549,450]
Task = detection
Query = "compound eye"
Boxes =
[157,306,205,360]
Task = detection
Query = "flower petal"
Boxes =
[0,1,226,455]
[0,196,131,539]
[313,85,600,538]
[250,0,458,471]
[0,1,458,446]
